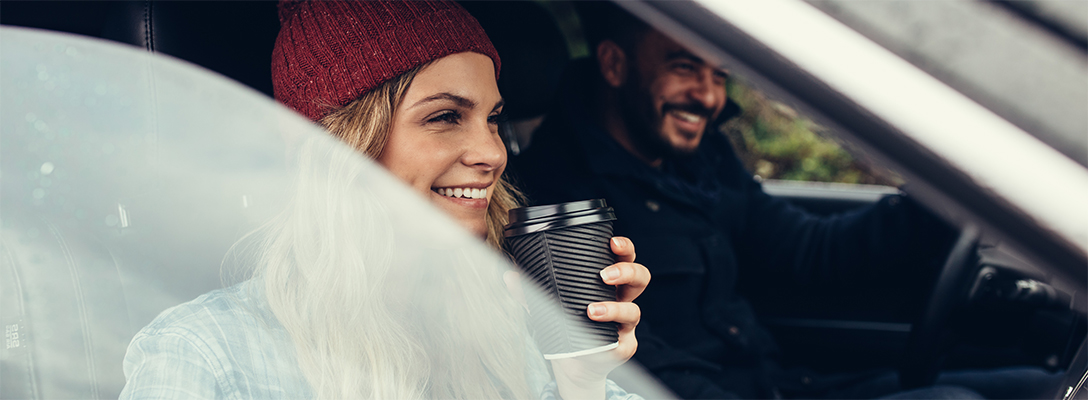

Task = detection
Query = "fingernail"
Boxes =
[611,237,624,249]
[589,304,607,317]
[600,267,620,281]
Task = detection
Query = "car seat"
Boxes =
[100,1,280,98]
[460,1,572,154]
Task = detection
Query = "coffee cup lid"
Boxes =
[504,199,615,237]
[508,199,607,225]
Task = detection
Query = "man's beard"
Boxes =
[616,79,716,162]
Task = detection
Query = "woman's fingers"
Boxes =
[605,237,650,302]
[610,236,636,263]
[588,301,640,360]
[599,262,650,302]
[587,301,641,327]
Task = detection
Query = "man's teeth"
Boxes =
[435,187,488,199]
[671,110,703,124]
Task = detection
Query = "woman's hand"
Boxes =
[551,236,650,399]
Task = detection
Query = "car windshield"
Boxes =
[0,27,670,399]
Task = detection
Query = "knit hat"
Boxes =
[271,0,501,122]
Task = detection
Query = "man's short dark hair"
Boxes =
[575,1,650,55]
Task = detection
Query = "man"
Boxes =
[510,3,1057,399]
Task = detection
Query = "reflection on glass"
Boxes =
[1,26,667,400]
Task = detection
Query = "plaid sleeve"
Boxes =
[539,379,644,400]
[119,330,231,400]
[606,379,643,400]
[540,381,559,400]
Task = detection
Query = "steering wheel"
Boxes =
[899,225,981,389]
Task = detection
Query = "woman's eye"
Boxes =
[427,111,462,124]
[487,112,506,125]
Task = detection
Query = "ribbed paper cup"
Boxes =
[504,199,619,359]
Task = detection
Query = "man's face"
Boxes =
[618,30,728,158]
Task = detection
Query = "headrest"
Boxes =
[101,1,280,97]
[460,1,570,121]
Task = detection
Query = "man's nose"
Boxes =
[689,70,723,110]
[461,124,506,172]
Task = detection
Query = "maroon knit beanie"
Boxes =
[271,0,501,122]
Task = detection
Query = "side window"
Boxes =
[539,0,903,190]
[540,1,902,193]
[721,80,903,187]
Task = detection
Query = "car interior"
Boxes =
[2,1,1085,399]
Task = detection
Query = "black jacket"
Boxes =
[509,62,956,399]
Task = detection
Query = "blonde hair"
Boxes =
[248,63,540,399]
[319,62,523,249]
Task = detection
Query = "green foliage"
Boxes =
[534,0,590,59]
[721,81,902,186]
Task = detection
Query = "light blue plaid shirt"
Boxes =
[119,281,638,399]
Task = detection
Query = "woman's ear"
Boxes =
[597,40,627,88]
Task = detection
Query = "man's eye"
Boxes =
[714,71,730,85]
[673,62,697,73]
[427,111,461,124]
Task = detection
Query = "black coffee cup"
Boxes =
[504,199,619,359]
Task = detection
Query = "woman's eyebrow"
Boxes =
[410,93,476,110]
[492,99,505,112]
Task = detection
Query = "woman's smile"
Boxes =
[431,183,491,209]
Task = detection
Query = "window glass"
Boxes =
[722,80,903,185]
[0,27,667,399]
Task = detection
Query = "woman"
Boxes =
[120,1,649,399]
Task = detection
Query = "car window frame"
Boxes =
[612,0,1088,288]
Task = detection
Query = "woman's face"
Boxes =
[379,52,506,238]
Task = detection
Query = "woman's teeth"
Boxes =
[435,187,487,199]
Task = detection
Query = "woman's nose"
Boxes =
[460,124,506,171]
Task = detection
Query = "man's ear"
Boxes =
[597,40,627,88]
